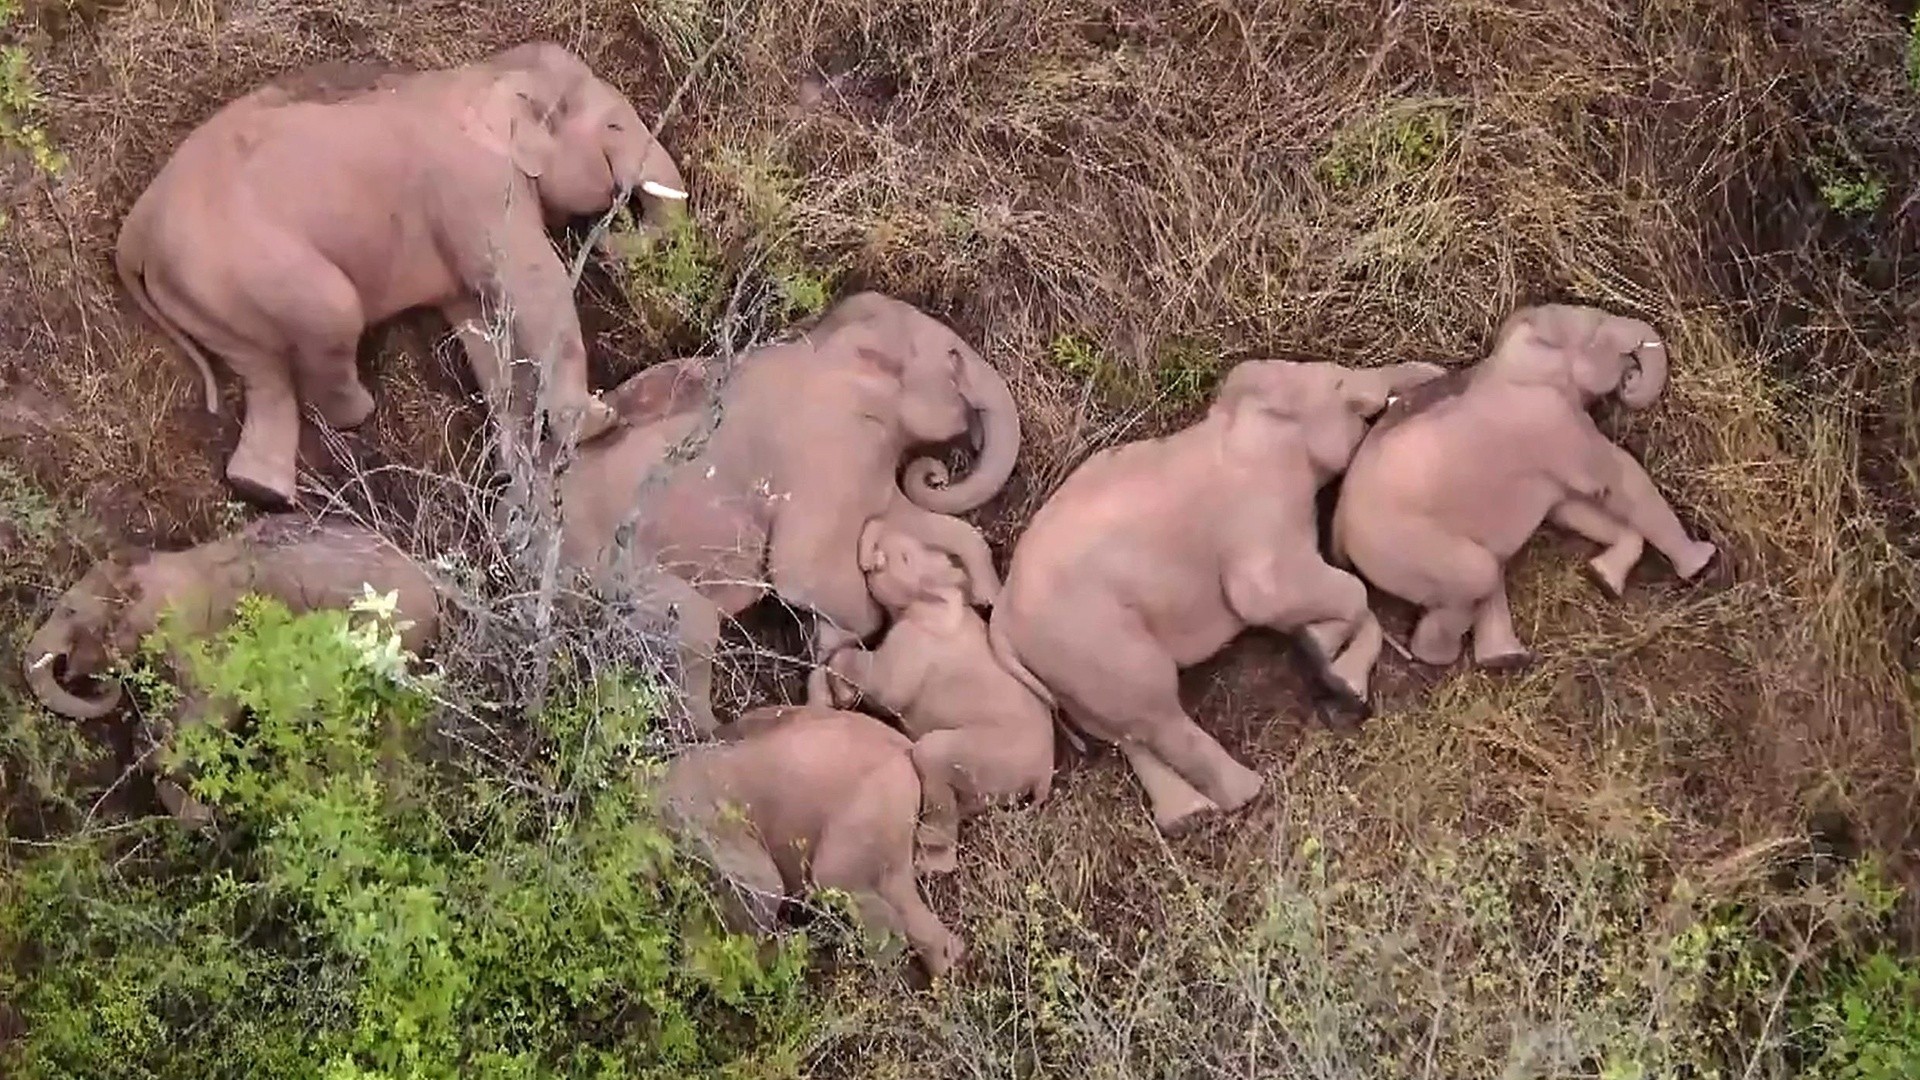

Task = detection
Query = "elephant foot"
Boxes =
[315,382,376,430]
[1474,647,1537,673]
[572,395,622,445]
[1672,540,1718,581]
[1296,635,1370,712]
[156,777,215,830]
[1151,791,1222,837]
[1583,555,1630,599]
[226,453,296,509]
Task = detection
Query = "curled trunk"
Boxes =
[1606,316,1668,409]
[24,622,123,720]
[902,347,1021,514]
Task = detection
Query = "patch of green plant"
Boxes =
[769,257,840,322]
[0,0,66,182]
[0,460,61,569]
[1906,11,1920,93]
[1047,331,1105,382]
[1,595,818,1079]
[1317,102,1455,190]
[611,207,725,330]
[1812,149,1886,216]
[1152,337,1223,407]
[1796,860,1920,1080]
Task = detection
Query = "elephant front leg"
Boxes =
[909,733,968,875]
[1230,559,1381,706]
[643,574,724,736]
[1567,436,1716,582]
[481,230,619,452]
[1119,741,1220,836]
[1548,498,1645,598]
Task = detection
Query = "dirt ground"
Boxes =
[3,0,1919,1074]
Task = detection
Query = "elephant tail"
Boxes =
[989,613,1090,755]
[116,199,221,414]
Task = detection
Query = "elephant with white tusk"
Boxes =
[23,515,440,823]
[810,519,1053,874]
[657,703,966,979]
[115,42,690,507]
[988,359,1447,835]
[1332,303,1718,669]
[558,292,1020,727]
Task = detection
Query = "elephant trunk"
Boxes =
[901,507,1002,607]
[901,348,1021,515]
[24,621,123,720]
[1609,317,1667,410]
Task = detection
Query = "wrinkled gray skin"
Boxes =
[657,704,965,978]
[810,522,1053,874]
[24,515,440,823]
[1332,303,1717,670]
[559,293,1020,729]
[116,42,690,507]
[989,360,1447,835]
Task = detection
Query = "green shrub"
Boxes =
[1799,863,1920,1080]
[0,0,65,181]
[1,595,817,1079]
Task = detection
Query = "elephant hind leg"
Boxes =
[269,260,373,431]
[812,756,961,976]
[1365,524,1502,668]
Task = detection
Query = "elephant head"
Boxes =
[821,293,1022,515]
[482,43,689,224]
[1213,359,1448,476]
[858,520,972,613]
[23,557,142,720]
[1492,304,1668,410]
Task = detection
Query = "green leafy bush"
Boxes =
[0,0,65,180]
[1,596,816,1079]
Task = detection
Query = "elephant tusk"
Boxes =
[1641,340,1663,350]
[28,652,54,671]
[641,181,688,200]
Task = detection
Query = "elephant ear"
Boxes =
[476,72,562,179]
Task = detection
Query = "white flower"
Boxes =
[350,584,400,622]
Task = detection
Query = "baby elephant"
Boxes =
[23,514,440,821]
[811,520,1054,873]
[1333,303,1717,669]
[657,704,964,978]
[990,359,1447,835]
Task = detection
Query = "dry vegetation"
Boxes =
[3,0,1920,1075]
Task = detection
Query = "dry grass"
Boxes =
[4,0,1919,1074]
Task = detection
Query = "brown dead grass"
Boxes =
[3,0,1920,1073]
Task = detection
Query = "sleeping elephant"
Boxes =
[1332,303,1717,669]
[811,519,1054,874]
[657,703,966,978]
[22,515,441,823]
[558,292,1020,726]
[116,42,690,507]
[988,360,1446,835]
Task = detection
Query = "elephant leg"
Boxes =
[1404,537,1502,667]
[1590,442,1716,580]
[1229,558,1380,705]
[445,297,533,472]
[646,574,722,735]
[140,687,232,829]
[1469,578,1532,670]
[222,350,302,508]
[1119,741,1220,836]
[768,514,884,654]
[812,758,963,976]
[684,822,787,935]
[263,260,372,431]
[909,732,967,875]
[1548,497,1644,598]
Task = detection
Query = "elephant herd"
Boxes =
[20,44,1719,978]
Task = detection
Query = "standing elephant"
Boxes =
[23,515,441,822]
[657,703,966,979]
[988,360,1446,835]
[1332,303,1718,669]
[811,519,1054,873]
[116,42,690,507]
[558,292,1020,725]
